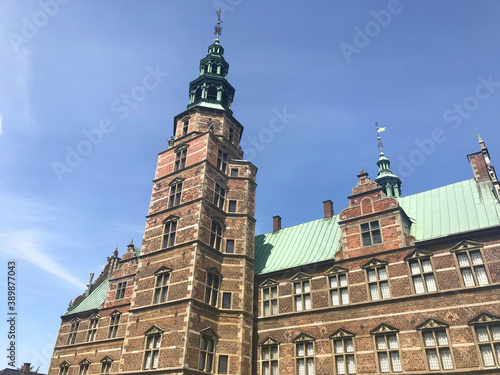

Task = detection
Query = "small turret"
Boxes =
[375,151,402,197]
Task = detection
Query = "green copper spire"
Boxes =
[187,10,235,113]
[374,123,402,197]
[375,152,402,197]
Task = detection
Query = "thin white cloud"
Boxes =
[0,192,86,289]
[0,230,86,289]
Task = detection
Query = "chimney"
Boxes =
[273,216,281,232]
[22,363,31,375]
[323,200,334,218]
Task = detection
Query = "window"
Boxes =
[210,220,223,251]
[408,258,437,294]
[295,341,315,375]
[79,364,89,375]
[228,200,237,213]
[214,183,226,209]
[222,292,231,309]
[199,335,215,372]
[217,149,228,173]
[59,363,70,375]
[293,279,311,311]
[421,329,453,371]
[218,355,228,374]
[225,239,234,254]
[262,284,278,316]
[230,168,238,177]
[153,271,170,304]
[365,262,390,300]
[261,344,278,375]
[161,219,177,249]
[205,271,220,307]
[100,358,112,375]
[333,335,356,374]
[87,316,99,342]
[374,333,401,373]
[228,127,234,142]
[474,323,500,367]
[182,120,189,137]
[107,311,120,339]
[168,180,183,208]
[143,334,161,370]
[329,273,349,306]
[67,319,79,345]
[361,221,382,246]
[456,250,489,287]
[115,282,126,300]
[174,148,187,171]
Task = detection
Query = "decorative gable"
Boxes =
[324,265,349,276]
[416,319,449,330]
[259,278,279,288]
[292,333,315,343]
[79,358,91,365]
[175,143,189,151]
[290,272,311,282]
[259,337,280,346]
[59,361,71,368]
[163,215,180,223]
[89,313,100,320]
[404,249,432,260]
[469,312,500,325]
[110,309,121,317]
[155,266,172,275]
[70,317,81,323]
[201,327,219,338]
[362,258,388,269]
[450,240,483,252]
[100,356,114,364]
[370,324,399,334]
[144,325,164,336]
[169,177,185,186]
[330,329,355,339]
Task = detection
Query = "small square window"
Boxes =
[226,239,234,254]
[228,200,237,213]
[361,221,382,246]
[222,292,231,309]
[230,168,238,177]
[115,282,126,300]
[218,355,229,374]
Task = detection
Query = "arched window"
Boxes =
[207,86,218,101]
[194,88,202,101]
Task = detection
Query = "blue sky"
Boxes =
[0,0,499,371]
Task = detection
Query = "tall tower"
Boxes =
[119,19,257,375]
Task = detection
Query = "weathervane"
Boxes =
[375,122,386,152]
[214,8,223,39]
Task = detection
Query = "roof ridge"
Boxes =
[256,215,338,237]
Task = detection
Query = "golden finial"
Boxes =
[375,122,386,152]
[214,9,223,39]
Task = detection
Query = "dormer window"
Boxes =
[361,221,382,246]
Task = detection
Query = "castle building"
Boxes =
[48,29,500,375]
